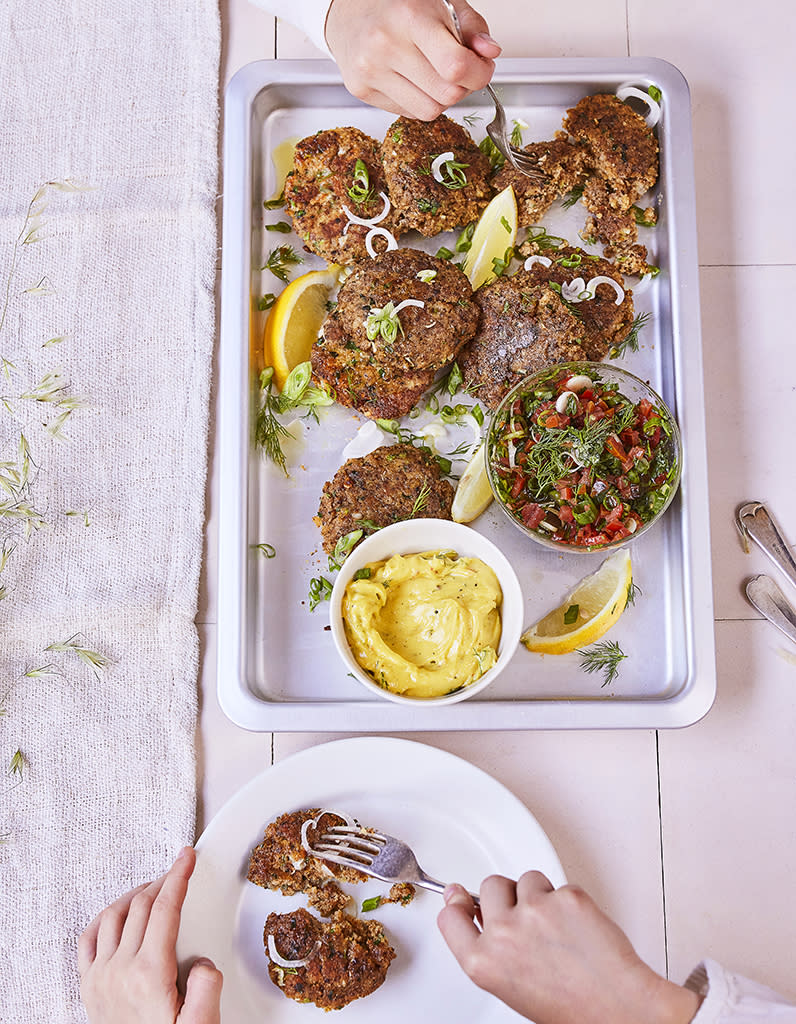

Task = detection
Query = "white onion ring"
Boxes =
[561,277,587,302]
[626,272,654,297]
[300,808,356,856]
[462,413,483,453]
[267,934,321,969]
[341,191,391,230]
[365,226,398,258]
[584,275,625,305]
[507,439,517,470]
[393,299,425,314]
[524,254,553,270]
[431,151,455,182]
[616,83,661,128]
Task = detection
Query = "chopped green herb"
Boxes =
[510,120,524,148]
[436,246,454,260]
[455,222,476,253]
[254,542,277,559]
[263,193,285,210]
[626,580,642,606]
[631,205,656,227]
[265,221,292,233]
[348,159,375,205]
[526,226,566,251]
[648,85,662,103]
[410,482,431,518]
[362,896,382,912]
[479,136,505,170]
[353,567,372,581]
[417,197,440,214]
[308,576,333,611]
[563,604,580,625]
[491,246,514,278]
[462,112,482,128]
[328,529,363,572]
[257,293,276,311]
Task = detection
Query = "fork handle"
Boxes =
[415,872,481,907]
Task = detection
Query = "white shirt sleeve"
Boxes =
[247,0,335,56]
[686,960,796,1022]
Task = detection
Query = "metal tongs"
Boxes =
[736,502,796,644]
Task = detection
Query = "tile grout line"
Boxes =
[655,730,670,977]
[625,0,631,56]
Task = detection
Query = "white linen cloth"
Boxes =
[0,1,219,1021]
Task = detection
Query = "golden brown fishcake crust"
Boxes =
[247,810,365,917]
[458,274,587,409]
[602,242,651,277]
[381,115,493,235]
[492,138,588,225]
[315,444,454,555]
[284,127,397,264]
[563,94,659,211]
[312,248,478,420]
[265,908,396,1011]
[521,245,636,360]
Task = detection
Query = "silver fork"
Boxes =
[440,0,546,181]
[310,824,481,906]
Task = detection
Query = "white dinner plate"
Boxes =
[177,737,566,1022]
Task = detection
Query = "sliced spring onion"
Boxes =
[615,83,661,128]
[266,933,321,969]
[524,254,553,270]
[365,226,398,258]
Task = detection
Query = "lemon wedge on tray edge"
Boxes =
[521,549,632,655]
[263,265,343,391]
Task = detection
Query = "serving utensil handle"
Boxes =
[737,501,796,591]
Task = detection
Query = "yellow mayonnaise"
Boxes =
[341,550,502,699]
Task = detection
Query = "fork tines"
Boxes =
[311,825,387,866]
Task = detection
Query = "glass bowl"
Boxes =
[485,361,682,553]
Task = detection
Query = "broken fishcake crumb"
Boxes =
[264,908,396,1011]
[247,809,366,917]
[492,137,588,225]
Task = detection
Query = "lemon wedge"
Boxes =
[264,265,343,391]
[462,185,518,290]
[521,549,632,655]
[451,442,493,523]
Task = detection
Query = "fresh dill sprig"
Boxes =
[462,112,482,128]
[578,640,627,686]
[45,633,109,679]
[254,364,335,475]
[410,482,431,518]
[261,245,303,283]
[561,186,585,210]
[610,312,653,358]
[510,119,526,148]
[626,580,642,606]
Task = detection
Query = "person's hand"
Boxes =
[78,847,223,1024]
[324,0,501,120]
[438,871,702,1024]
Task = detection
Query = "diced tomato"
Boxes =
[558,505,574,524]
[520,503,545,529]
[510,474,525,499]
[580,388,594,401]
[605,434,627,460]
[604,502,625,523]
[639,398,653,418]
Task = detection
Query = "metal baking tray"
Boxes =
[218,57,715,731]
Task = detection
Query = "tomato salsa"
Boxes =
[487,366,680,549]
